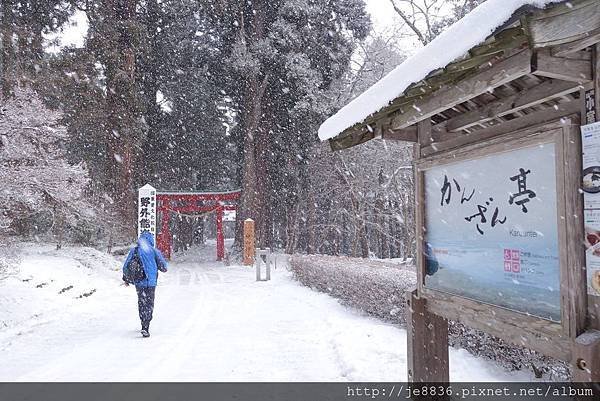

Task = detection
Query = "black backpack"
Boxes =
[124,247,146,283]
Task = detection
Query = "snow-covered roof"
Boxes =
[156,189,242,196]
[318,0,562,142]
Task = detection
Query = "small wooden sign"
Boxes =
[585,88,596,125]
[243,219,255,266]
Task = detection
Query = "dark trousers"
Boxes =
[136,286,156,329]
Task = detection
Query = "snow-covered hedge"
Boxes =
[289,254,569,380]
[289,254,416,326]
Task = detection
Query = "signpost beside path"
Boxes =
[138,184,157,240]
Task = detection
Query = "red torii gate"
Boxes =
[155,189,241,261]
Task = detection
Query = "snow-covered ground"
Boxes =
[0,241,534,381]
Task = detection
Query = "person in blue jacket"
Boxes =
[424,242,439,276]
[122,231,168,337]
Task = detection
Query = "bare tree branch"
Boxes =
[388,0,429,45]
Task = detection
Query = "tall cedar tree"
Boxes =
[199,0,370,248]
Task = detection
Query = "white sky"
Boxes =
[366,0,399,33]
[45,10,88,52]
[365,0,429,55]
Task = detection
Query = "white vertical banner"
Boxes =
[223,209,237,222]
[138,184,157,239]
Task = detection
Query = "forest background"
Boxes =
[0,0,484,259]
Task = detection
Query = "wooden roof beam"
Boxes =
[532,49,592,83]
[389,49,533,130]
[528,0,600,50]
[445,78,581,132]
[328,128,374,151]
[423,99,580,156]
[381,126,418,142]
[552,29,600,57]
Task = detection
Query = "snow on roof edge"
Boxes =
[318,0,563,142]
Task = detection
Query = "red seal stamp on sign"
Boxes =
[504,249,521,273]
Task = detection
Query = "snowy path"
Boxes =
[0,244,532,382]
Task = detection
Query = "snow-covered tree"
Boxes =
[0,88,97,244]
[280,27,415,259]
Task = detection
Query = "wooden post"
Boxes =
[582,43,600,121]
[216,205,224,261]
[406,289,449,383]
[590,44,600,332]
[256,249,262,281]
[243,218,255,266]
[576,47,600,378]
[266,250,271,281]
[255,249,271,281]
[157,202,172,260]
[572,330,600,382]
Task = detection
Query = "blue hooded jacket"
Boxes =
[123,231,168,288]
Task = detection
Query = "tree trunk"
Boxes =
[103,0,139,225]
[1,0,14,97]
[381,214,391,259]
[388,203,398,258]
[254,110,272,248]
[234,1,271,251]
[358,220,369,258]
[285,202,300,254]
[307,187,317,254]
[140,0,162,181]
[235,74,263,247]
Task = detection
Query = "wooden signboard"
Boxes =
[413,122,586,371]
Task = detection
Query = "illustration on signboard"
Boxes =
[424,143,561,322]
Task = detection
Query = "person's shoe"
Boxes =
[141,329,150,338]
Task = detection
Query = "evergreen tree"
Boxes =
[142,0,237,191]
[0,87,93,240]
[0,0,73,96]
[196,0,370,248]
